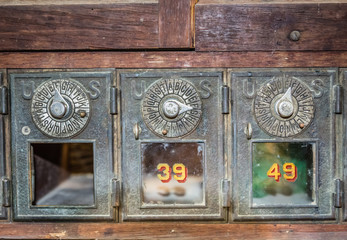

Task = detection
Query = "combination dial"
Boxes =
[31,79,91,138]
[254,77,315,137]
[142,79,202,138]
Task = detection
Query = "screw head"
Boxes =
[299,123,305,129]
[80,111,86,118]
[162,129,168,135]
[289,30,301,41]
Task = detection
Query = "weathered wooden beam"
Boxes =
[1,223,347,239]
[0,51,346,68]
[0,4,159,50]
[195,2,347,51]
[0,1,196,50]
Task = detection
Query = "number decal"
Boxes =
[157,163,188,183]
[173,163,188,183]
[157,163,172,183]
[283,163,297,182]
[267,163,298,182]
[267,163,281,182]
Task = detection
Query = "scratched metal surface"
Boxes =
[119,69,227,221]
[9,69,115,220]
[230,68,339,221]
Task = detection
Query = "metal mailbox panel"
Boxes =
[10,70,114,220]
[120,69,226,221]
[342,69,347,221]
[231,68,338,220]
[0,70,8,219]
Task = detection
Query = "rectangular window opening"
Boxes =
[141,142,204,205]
[252,142,315,207]
[30,143,94,206]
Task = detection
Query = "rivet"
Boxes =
[80,111,86,118]
[162,129,168,135]
[289,30,301,41]
[299,123,305,129]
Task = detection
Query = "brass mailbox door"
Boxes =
[10,70,115,220]
[231,69,339,220]
[120,69,226,221]
[0,70,8,219]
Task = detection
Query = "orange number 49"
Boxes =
[267,163,297,182]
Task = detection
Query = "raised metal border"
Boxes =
[250,139,319,209]
[0,70,7,220]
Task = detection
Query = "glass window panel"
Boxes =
[252,142,314,206]
[31,143,94,206]
[141,142,204,205]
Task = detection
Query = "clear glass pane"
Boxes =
[141,142,204,205]
[252,142,314,206]
[31,143,94,206]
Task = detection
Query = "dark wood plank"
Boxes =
[159,0,195,48]
[0,4,159,50]
[1,223,347,239]
[195,3,347,51]
[0,51,346,68]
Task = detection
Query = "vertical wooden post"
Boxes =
[159,0,196,48]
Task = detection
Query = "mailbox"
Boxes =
[2,67,345,222]
[10,69,115,220]
[119,69,227,221]
[230,68,340,220]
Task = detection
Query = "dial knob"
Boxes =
[275,87,294,118]
[49,89,69,119]
[163,100,179,119]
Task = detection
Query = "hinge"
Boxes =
[222,85,230,114]
[111,179,120,207]
[221,179,231,207]
[0,86,8,115]
[2,178,11,207]
[333,179,343,208]
[110,87,118,115]
[334,85,343,114]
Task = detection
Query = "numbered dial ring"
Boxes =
[254,77,315,137]
[142,79,202,138]
[31,79,91,138]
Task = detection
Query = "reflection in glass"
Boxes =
[31,143,94,206]
[142,142,204,205]
[252,142,314,206]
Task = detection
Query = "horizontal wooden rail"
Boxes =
[196,2,347,51]
[0,222,347,239]
[0,51,346,68]
[0,0,194,51]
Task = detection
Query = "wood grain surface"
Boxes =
[195,3,347,51]
[159,0,195,48]
[0,51,346,68]
[0,4,159,50]
[0,1,195,50]
[1,223,347,239]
